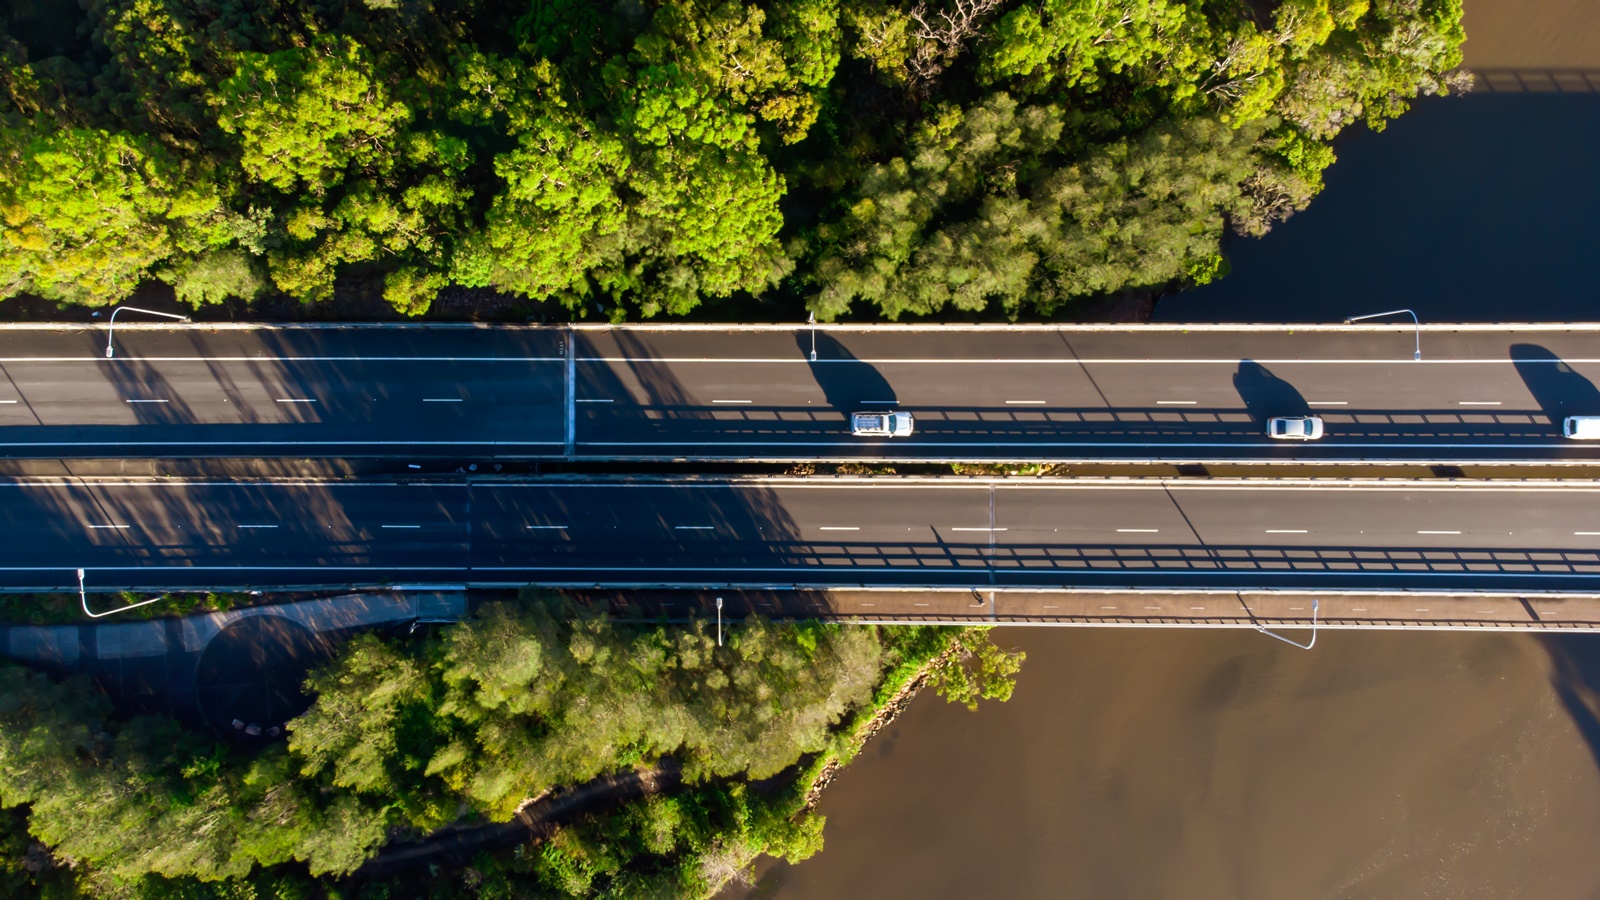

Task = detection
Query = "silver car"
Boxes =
[1267,416,1324,440]
[850,411,915,437]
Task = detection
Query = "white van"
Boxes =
[1564,416,1600,439]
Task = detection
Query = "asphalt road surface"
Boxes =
[6,324,1600,463]
[13,476,1600,593]
[0,326,565,457]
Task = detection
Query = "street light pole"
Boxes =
[1255,598,1319,650]
[716,596,723,647]
[807,312,817,362]
[77,568,168,618]
[105,306,191,359]
[1343,308,1421,361]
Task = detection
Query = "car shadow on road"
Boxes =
[1233,359,1308,424]
[1511,343,1600,427]
[799,332,896,414]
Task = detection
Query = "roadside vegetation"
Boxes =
[0,596,1022,897]
[0,591,252,625]
[0,0,1464,321]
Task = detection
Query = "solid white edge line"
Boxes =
[526,525,568,530]
[711,400,753,404]
[86,524,130,529]
[949,527,1007,532]
[1156,401,1197,405]
[237,525,278,529]
[1308,401,1348,406]
[1266,529,1309,533]
[1005,400,1047,405]
[11,567,1600,585]
[0,441,568,447]
[575,399,614,403]
[1116,529,1160,533]
[1418,530,1463,534]
[125,399,168,404]
[13,477,1600,492]
[819,526,861,531]
[579,440,1593,449]
[0,356,566,363]
[0,320,1591,332]
[441,568,1600,579]
[275,398,317,403]
[574,356,1600,364]
[1458,401,1503,406]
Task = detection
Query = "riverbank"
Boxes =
[0,602,1022,897]
[347,626,972,893]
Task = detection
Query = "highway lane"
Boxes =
[4,324,1600,461]
[7,476,1600,592]
[0,327,565,456]
[574,326,1600,461]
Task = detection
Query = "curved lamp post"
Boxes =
[1255,598,1319,650]
[106,306,190,359]
[1344,308,1421,361]
[78,568,167,618]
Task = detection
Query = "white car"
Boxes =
[1564,416,1600,439]
[1267,416,1324,441]
[850,411,914,437]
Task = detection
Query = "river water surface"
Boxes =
[746,630,1600,899]
[1151,0,1600,325]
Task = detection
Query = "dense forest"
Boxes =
[0,0,1465,320]
[0,599,1022,897]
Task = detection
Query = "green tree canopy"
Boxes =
[210,35,411,195]
[0,0,1466,317]
[0,128,242,305]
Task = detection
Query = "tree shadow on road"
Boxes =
[196,614,338,743]
[1511,343,1600,427]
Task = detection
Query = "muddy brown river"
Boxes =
[745,630,1600,899]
